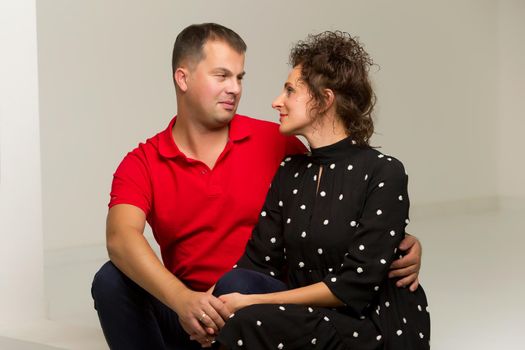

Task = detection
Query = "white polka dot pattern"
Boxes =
[225,147,428,349]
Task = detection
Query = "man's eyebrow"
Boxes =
[212,68,246,77]
[210,67,230,74]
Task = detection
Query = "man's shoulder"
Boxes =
[125,118,175,159]
[127,131,162,156]
[234,114,281,133]
[233,114,306,157]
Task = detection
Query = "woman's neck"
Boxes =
[303,114,348,149]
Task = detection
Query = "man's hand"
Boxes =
[175,289,231,347]
[388,234,422,292]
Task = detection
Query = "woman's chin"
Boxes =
[278,124,294,135]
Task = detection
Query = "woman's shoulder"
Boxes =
[276,153,311,173]
[358,147,408,179]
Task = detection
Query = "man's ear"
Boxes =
[174,68,189,92]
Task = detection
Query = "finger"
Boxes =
[395,273,418,288]
[388,265,417,279]
[409,278,420,292]
[389,254,418,270]
[201,304,222,331]
[197,314,217,334]
[398,234,416,251]
[192,335,214,348]
[188,318,208,338]
[210,296,232,321]
[206,284,215,294]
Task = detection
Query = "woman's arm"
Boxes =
[234,161,289,278]
[219,281,343,313]
[318,156,410,316]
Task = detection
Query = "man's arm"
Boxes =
[389,234,422,292]
[106,204,230,341]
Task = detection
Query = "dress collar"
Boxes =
[308,136,360,164]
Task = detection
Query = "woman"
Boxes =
[214,31,430,349]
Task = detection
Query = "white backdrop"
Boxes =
[0,0,520,348]
[36,0,525,251]
[1,0,45,326]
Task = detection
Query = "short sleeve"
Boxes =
[235,166,286,279]
[109,149,152,215]
[323,157,409,315]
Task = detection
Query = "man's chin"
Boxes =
[217,110,236,122]
[209,112,235,129]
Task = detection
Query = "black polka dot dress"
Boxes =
[217,137,430,349]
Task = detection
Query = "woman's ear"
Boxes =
[174,68,189,92]
[323,88,335,112]
[323,89,335,110]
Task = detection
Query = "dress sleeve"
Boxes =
[109,148,152,216]
[235,162,287,279]
[323,156,409,316]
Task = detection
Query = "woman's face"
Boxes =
[272,66,314,136]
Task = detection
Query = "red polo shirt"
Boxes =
[109,114,306,291]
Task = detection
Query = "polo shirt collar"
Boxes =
[228,114,251,142]
[158,115,251,159]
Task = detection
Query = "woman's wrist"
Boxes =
[245,293,261,307]
[248,293,280,306]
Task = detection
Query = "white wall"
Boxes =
[37,0,501,249]
[0,0,45,325]
[498,0,525,197]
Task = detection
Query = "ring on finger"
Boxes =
[198,312,208,323]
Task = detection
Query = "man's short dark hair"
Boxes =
[172,23,247,73]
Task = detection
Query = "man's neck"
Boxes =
[172,114,230,170]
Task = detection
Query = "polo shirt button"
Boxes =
[201,170,207,175]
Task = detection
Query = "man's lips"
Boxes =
[279,114,288,121]
[219,101,235,110]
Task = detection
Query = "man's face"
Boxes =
[184,40,245,128]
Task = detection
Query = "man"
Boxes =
[91,23,422,349]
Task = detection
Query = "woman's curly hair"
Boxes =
[289,31,376,146]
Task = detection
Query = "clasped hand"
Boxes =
[176,289,232,347]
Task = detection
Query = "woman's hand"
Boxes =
[218,292,254,314]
